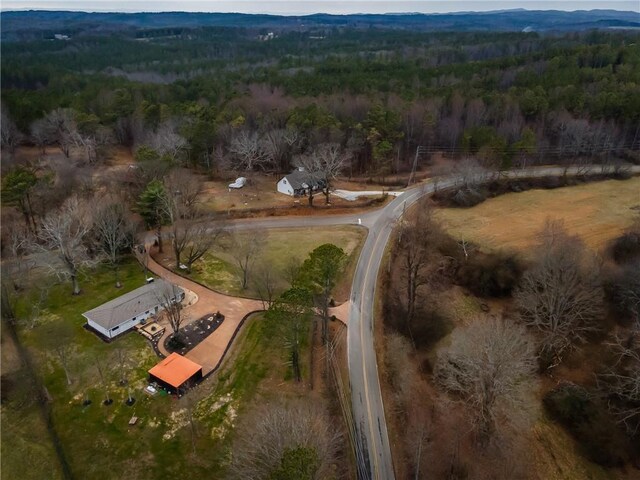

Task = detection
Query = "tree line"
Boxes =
[2,29,639,179]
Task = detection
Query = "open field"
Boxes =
[435,177,640,255]
[2,256,324,480]
[182,225,366,299]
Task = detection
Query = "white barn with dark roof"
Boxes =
[82,279,184,339]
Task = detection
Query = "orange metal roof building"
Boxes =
[148,353,203,389]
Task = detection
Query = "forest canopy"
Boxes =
[2,27,639,175]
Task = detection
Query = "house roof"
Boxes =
[82,279,182,330]
[282,169,326,190]
[148,353,202,388]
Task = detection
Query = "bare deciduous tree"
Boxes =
[609,261,640,329]
[148,121,188,164]
[94,200,135,287]
[1,107,23,153]
[227,231,267,290]
[255,262,278,309]
[42,108,78,158]
[456,158,489,188]
[597,334,640,436]
[42,321,76,386]
[157,283,186,338]
[6,225,34,291]
[295,143,346,204]
[30,118,51,153]
[445,158,490,207]
[397,201,440,334]
[164,169,203,212]
[283,255,302,287]
[159,170,218,272]
[228,130,269,171]
[180,222,222,274]
[263,128,292,172]
[459,238,475,262]
[34,196,97,295]
[229,399,340,480]
[294,145,345,206]
[434,318,538,443]
[94,356,113,405]
[515,220,604,368]
[3,226,47,329]
[114,344,130,386]
[71,125,113,165]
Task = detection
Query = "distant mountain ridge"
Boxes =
[1,9,639,40]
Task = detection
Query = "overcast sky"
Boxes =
[3,1,639,15]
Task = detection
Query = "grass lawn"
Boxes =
[2,257,314,480]
[0,407,64,480]
[435,177,640,256]
[0,356,64,480]
[189,225,366,299]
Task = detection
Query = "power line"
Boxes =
[409,141,639,155]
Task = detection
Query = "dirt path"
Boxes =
[329,301,351,324]
[136,247,263,375]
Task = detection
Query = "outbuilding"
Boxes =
[277,168,326,197]
[82,279,184,340]
[148,353,203,394]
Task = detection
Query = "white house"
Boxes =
[83,279,184,340]
[277,168,326,197]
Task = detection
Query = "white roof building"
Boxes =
[82,279,183,340]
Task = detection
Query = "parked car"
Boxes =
[228,177,247,189]
[145,385,157,395]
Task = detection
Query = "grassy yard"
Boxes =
[0,333,64,480]
[2,257,314,480]
[188,225,366,299]
[435,177,640,256]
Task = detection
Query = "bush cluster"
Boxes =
[610,231,640,264]
[543,382,630,467]
[383,295,451,350]
[456,252,523,297]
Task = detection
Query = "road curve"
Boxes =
[346,164,640,479]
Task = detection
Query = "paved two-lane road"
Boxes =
[346,179,455,479]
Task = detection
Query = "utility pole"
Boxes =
[408,146,427,187]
